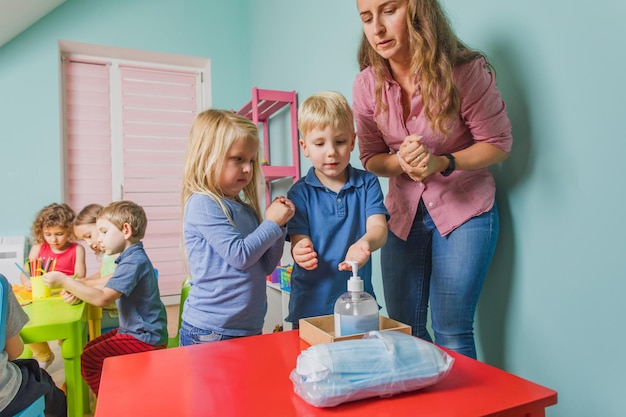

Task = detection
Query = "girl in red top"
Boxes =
[20,203,86,369]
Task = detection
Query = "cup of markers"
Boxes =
[16,257,57,299]
[31,275,51,299]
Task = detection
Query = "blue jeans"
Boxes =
[381,200,499,359]
[179,320,237,346]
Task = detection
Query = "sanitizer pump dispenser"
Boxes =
[333,261,379,337]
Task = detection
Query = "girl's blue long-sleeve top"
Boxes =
[182,193,287,336]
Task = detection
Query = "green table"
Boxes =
[20,297,89,417]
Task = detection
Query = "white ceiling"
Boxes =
[0,0,66,48]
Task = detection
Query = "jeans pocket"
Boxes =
[195,331,223,343]
[180,321,224,345]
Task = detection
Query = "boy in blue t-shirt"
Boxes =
[287,91,389,328]
[44,200,168,396]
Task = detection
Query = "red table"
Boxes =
[95,330,557,417]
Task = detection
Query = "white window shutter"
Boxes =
[118,65,197,296]
[64,59,113,211]
[64,59,113,276]
[64,59,199,296]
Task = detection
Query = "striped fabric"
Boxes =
[81,329,166,395]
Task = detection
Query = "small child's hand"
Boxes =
[338,241,371,271]
[292,238,318,270]
[21,275,32,290]
[61,289,82,305]
[43,271,68,288]
[265,196,295,227]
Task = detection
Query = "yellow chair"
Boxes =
[87,304,103,340]
[87,267,158,340]
[167,277,190,348]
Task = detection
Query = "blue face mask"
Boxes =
[290,330,454,407]
[296,337,392,383]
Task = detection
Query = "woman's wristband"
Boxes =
[440,153,455,176]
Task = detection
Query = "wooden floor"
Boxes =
[47,303,180,416]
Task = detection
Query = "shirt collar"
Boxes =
[303,164,364,191]
[115,241,144,265]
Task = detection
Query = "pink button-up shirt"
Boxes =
[353,58,513,239]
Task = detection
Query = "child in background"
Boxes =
[180,109,295,345]
[73,204,118,286]
[286,91,389,328]
[20,203,86,370]
[44,200,168,396]
[67,204,120,336]
[0,274,66,417]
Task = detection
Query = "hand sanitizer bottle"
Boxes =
[333,261,379,337]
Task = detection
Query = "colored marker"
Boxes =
[15,262,31,279]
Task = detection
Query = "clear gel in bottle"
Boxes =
[333,260,379,337]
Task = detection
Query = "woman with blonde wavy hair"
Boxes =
[353,0,513,358]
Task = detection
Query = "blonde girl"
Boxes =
[179,109,295,345]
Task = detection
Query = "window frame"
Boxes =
[60,41,210,299]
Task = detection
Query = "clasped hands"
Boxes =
[397,134,434,182]
[265,196,295,227]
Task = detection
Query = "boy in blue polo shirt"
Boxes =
[286,91,389,328]
[44,200,168,396]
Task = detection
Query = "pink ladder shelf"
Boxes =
[236,87,300,204]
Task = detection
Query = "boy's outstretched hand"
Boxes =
[338,240,372,271]
[43,271,71,288]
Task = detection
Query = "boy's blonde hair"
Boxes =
[31,203,76,244]
[181,109,262,223]
[98,200,147,240]
[297,91,355,138]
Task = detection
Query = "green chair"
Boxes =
[1,274,46,417]
[167,277,190,348]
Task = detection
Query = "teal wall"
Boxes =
[1,1,625,416]
[0,0,252,231]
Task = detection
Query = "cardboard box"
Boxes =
[299,314,411,345]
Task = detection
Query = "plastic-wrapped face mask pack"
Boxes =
[290,330,454,407]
